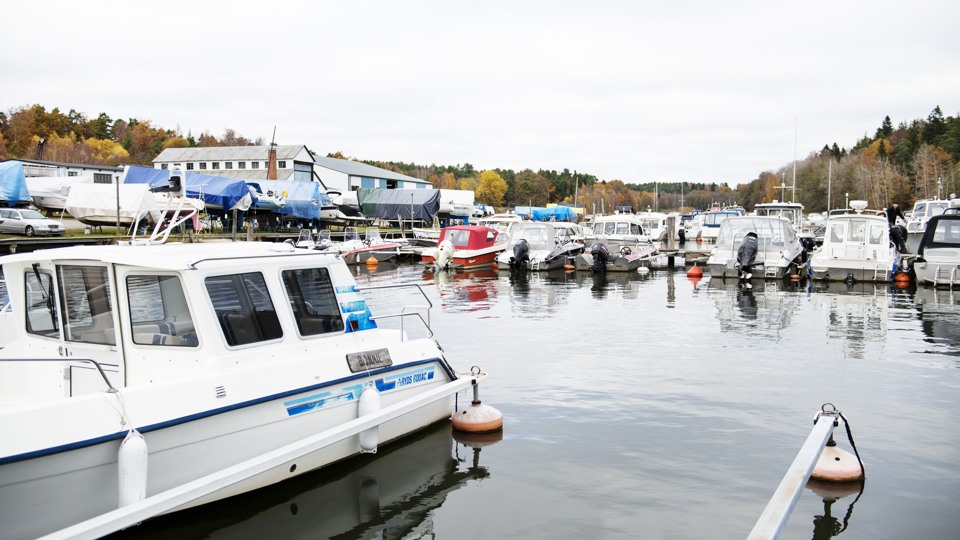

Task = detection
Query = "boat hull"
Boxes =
[0,361,454,539]
[423,248,503,270]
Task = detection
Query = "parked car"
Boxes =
[0,208,65,236]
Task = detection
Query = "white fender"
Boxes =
[358,385,381,453]
[118,429,149,507]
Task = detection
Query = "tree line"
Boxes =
[2,103,958,213]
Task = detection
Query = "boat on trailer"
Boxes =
[0,239,492,539]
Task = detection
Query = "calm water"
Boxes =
[115,262,960,539]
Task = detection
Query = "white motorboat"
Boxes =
[698,209,743,244]
[706,216,806,279]
[495,221,584,271]
[583,214,652,251]
[337,227,404,265]
[913,212,960,286]
[0,240,493,539]
[807,201,904,282]
[905,197,958,253]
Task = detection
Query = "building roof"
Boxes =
[3,158,122,172]
[153,145,312,163]
[313,155,428,184]
[182,169,296,181]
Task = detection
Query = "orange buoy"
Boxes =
[811,444,864,482]
[696,236,702,244]
[687,276,702,286]
[893,272,911,283]
[365,256,378,267]
[686,263,703,278]
[563,263,575,271]
[790,274,801,281]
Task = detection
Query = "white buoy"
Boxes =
[358,384,381,453]
[637,267,651,275]
[811,444,863,482]
[118,429,148,507]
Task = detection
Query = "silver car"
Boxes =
[0,208,65,236]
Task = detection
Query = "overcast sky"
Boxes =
[4,1,958,185]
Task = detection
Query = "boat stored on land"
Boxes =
[0,241,488,539]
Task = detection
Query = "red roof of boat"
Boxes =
[437,225,500,249]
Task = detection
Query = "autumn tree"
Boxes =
[475,170,508,206]
[510,169,553,207]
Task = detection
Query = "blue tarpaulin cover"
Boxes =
[123,166,256,211]
[531,205,576,222]
[262,180,333,221]
[0,161,31,206]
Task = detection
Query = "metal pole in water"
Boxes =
[747,408,839,540]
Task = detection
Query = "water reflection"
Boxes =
[805,478,864,539]
[912,286,960,356]
[706,278,799,337]
[502,270,576,317]
[109,422,493,539]
[432,268,499,313]
[812,284,888,360]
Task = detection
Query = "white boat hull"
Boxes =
[0,360,453,539]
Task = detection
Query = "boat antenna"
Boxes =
[792,118,798,203]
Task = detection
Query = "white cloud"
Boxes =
[2,0,958,184]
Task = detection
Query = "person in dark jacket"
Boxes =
[886,203,905,227]
[886,203,908,252]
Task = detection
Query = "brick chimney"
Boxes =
[267,142,278,180]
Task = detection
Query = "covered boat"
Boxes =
[807,202,903,282]
[421,225,507,271]
[25,174,93,212]
[913,212,960,286]
[706,216,805,279]
[0,241,492,539]
[0,161,31,207]
[123,165,255,212]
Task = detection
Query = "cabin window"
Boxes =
[868,224,885,245]
[631,224,640,235]
[206,272,282,346]
[447,229,471,248]
[603,222,616,235]
[616,223,630,235]
[281,268,344,336]
[24,270,59,338]
[830,223,845,243]
[847,221,866,242]
[127,275,197,347]
[57,266,116,346]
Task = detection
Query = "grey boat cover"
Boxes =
[358,188,440,221]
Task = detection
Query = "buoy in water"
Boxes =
[564,263,575,271]
[696,236,702,244]
[637,266,650,275]
[811,444,863,482]
[453,427,504,448]
[365,256,378,267]
[893,272,911,283]
[452,381,503,433]
[452,402,503,433]
[790,273,801,281]
[118,429,149,507]
[687,263,703,278]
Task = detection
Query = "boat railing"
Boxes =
[356,283,433,340]
[0,357,117,392]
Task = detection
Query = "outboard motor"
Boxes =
[591,242,610,273]
[510,238,530,270]
[734,232,759,280]
[435,240,454,271]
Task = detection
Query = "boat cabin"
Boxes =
[437,225,500,250]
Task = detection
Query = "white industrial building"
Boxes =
[152,146,430,194]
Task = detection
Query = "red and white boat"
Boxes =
[422,225,507,270]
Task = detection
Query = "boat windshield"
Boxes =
[756,207,801,226]
[717,218,796,247]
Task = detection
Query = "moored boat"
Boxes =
[912,212,960,286]
[706,216,805,279]
[421,225,507,271]
[496,222,584,271]
[807,201,903,282]
[0,241,492,539]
